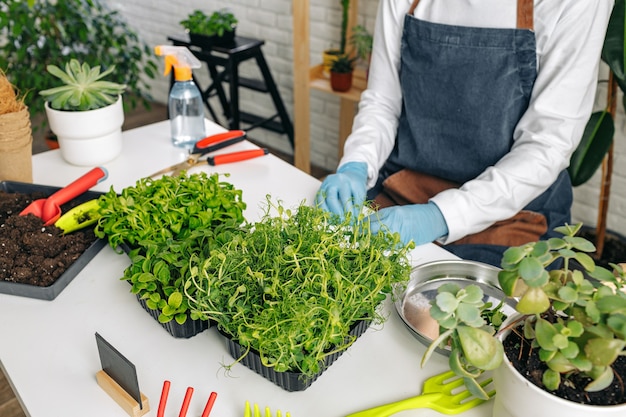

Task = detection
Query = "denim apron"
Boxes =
[370,0,572,266]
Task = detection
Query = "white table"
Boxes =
[0,121,492,417]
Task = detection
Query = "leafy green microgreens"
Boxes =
[94,171,246,251]
[421,283,504,400]
[185,196,414,378]
[498,223,626,392]
[94,172,246,324]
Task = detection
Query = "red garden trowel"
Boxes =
[19,167,108,226]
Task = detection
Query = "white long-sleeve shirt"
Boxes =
[340,0,614,243]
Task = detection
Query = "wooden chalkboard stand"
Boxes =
[96,370,150,417]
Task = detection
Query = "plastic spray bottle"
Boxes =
[155,45,206,148]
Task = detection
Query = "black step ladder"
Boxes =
[168,34,294,148]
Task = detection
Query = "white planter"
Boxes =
[493,325,626,417]
[45,96,124,166]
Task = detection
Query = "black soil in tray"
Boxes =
[0,181,104,299]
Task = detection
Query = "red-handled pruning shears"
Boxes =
[157,380,217,417]
[149,130,251,177]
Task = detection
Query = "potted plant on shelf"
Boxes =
[180,9,238,49]
[94,172,246,338]
[185,197,414,391]
[39,59,126,166]
[422,223,626,416]
[323,0,352,76]
[0,0,157,138]
[350,24,373,72]
[330,54,357,92]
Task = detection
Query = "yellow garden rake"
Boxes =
[345,370,495,416]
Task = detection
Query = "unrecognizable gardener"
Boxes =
[316,0,614,266]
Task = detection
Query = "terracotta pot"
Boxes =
[330,71,353,92]
[45,96,124,166]
[493,317,626,417]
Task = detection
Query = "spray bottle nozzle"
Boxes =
[154,45,202,82]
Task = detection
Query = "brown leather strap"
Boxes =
[517,0,534,30]
[409,0,534,30]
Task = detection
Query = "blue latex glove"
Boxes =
[315,162,368,219]
[367,202,449,246]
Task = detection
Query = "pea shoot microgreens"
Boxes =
[185,196,414,378]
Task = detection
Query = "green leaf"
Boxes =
[457,326,503,370]
[168,291,183,309]
[534,317,558,351]
[585,366,615,392]
[435,292,460,314]
[519,257,549,287]
[542,369,561,391]
[498,269,520,297]
[584,338,626,367]
[516,287,551,314]
[569,111,615,187]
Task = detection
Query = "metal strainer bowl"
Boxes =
[394,259,517,355]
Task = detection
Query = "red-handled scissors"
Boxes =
[149,130,247,177]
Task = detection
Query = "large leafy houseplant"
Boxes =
[422,223,626,408]
[568,1,626,257]
[0,0,157,121]
[185,198,413,383]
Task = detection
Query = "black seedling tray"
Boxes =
[0,181,106,300]
[220,319,371,391]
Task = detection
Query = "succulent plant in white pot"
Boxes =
[40,59,127,166]
[422,223,626,417]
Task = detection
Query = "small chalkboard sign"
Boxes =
[95,332,149,416]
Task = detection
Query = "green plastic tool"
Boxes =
[54,199,101,234]
[344,370,494,417]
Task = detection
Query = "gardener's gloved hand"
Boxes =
[316,162,368,220]
[367,202,449,246]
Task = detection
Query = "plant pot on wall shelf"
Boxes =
[330,71,353,92]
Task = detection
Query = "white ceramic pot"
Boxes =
[45,96,124,166]
[493,323,626,417]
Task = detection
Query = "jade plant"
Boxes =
[39,59,126,111]
[185,197,414,377]
[422,223,626,400]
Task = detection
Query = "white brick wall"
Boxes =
[102,0,626,238]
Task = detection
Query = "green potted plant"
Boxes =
[330,54,357,92]
[350,24,373,70]
[94,172,247,338]
[422,223,626,416]
[180,9,238,49]
[323,0,352,76]
[0,0,157,133]
[39,59,126,166]
[568,1,625,258]
[185,198,414,391]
